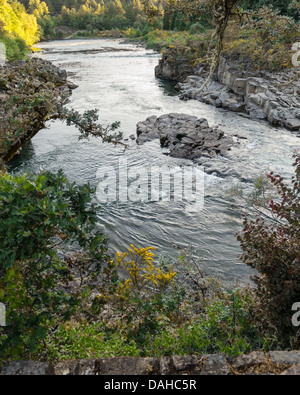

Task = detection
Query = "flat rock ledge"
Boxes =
[177,57,300,133]
[136,113,234,161]
[2,351,300,375]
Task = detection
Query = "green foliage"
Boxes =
[0,58,64,162]
[0,170,109,362]
[237,153,300,346]
[241,0,299,20]
[0,36,29,61]
[83,246,273,358]
[223,7,300,71]
[47,0,146,32]
[46,322,140,360]
[42,287,274,360]
[143,288,274,357]
[92,245,182,348]
[59,107,123,145]
[26,0,55,39]
[0,0,40,46]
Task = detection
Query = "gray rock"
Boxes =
[1,360,54,375]
[230,352,267,371]
[232,78,247,95]
[136,113,234,161]
[269,351,300,366]
[3,352,300,375]
[77,359,97,375]
[200,354,232,375]
[94,357,159,375]
[285,118,300,131]
[281,364,300,375]
[159,357,172,375]
[172,355,199,371]
[53,360,79,375]
[175,56,300,132]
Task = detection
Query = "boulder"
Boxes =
[136,113,234,161]
[0,360,54,375]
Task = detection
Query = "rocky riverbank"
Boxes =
[155,50,300,134]
[0,57,77,164]
[2,351,300,375]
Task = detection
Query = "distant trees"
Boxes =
[0,0,40,46]
[28,0,50,18]
[52,0,146,31]
[241,0,299,19]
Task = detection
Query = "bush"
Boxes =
[44,286,273,359]
[237,153,300,346]
[0,170,108,362]
[93,245,183,347]
[0,37,30,62]
[189,22,206,34]
[144,288,274,357]
[46,322,140,360]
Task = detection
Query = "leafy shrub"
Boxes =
[93,245,183,347]
[0,170,108,362]
[189,22,206,34]
[46,322,140,361]
[223,8,300,71]
[237,153,300,346]
[143,288,274,357]
[43,286,273,359]
[0,37,30,62]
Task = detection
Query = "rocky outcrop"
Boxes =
[0,57,77,163]
[177,56,300,133]
[136,113,235,161]
[2,351,300,375]
[155,47,196,82]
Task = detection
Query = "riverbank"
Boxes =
[0,57,77,165]
[53,26,126,40]
[155,49,300,134]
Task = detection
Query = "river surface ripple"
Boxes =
[8,38,300,285]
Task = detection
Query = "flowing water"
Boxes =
[8,38,300,285]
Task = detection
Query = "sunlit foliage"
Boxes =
[0,0,40,46]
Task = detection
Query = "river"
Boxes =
[8,38,299,285]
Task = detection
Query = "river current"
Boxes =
[8,38,299,285]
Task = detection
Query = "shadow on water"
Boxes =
[157,78,178,96]
[7,141,36,173]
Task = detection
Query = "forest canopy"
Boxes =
[0,0,40,46]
